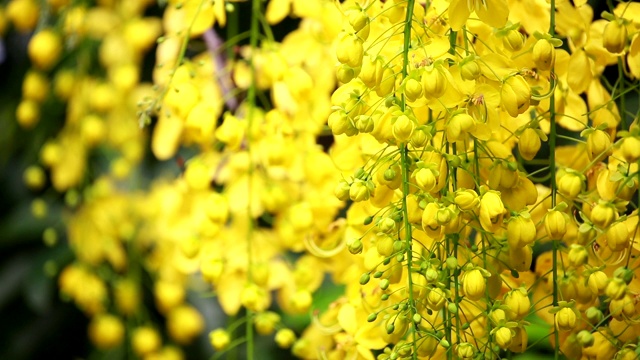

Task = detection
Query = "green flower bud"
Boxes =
[585,307,604,325]
[576,330,594,347]
[347,238,363,254]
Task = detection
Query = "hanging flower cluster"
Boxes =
[7,0,640,359]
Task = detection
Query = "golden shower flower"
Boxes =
[501,75,531,117]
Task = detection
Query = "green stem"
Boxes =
[548,0,559,359]
[400,1,418,359]
[618,57,626,129]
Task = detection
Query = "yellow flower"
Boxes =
[448,0,509,31]
[501,75,531,117]
[603,20,628,54]
[209,329,231,351]
[479,190,505,232]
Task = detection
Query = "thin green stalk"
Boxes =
[400,1,418,358]
[245,0,262,359]
[548,0,559,359]
[618,58,626,129]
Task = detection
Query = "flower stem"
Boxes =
[400,1,419,358]
[548,0,559,358]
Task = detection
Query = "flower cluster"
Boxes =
[7,0,640,359]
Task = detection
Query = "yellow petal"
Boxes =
[337,303,357,335]
[476,0,509,29]
[448,0,471,31]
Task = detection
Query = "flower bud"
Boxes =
[585,307,604,325]
[456,342,475,359]
[620,136,640,162]
[359,55,383,88]
[454,189,479,211]
[422,202,442,238]
[606,221,629,251]
[421,66,448,99]
[587,271,608,295]
[347,238,363,254]
[504,288,530,320]
[544,210,567,240]
[336,64,357,83]
[377,217,397,233]
[576,330,594,347]
[507,214,536,248]
[328,109,354,136]
[410,126,430,148]
[609,294,635,320]
[275,328,296,348]
[89,314,125,349]
[254,312,280,335]
[494,326,513,349]
[334,180,351,201]
[615,348,638,360]
[414,168,437,192]
[479,191,505,232]
[605,277,627,300]
[404,77,423,102]
[518,128,541,160]
[555,307,577,331]
[392,114,415,143]
[355,114,374,133]
[463,269,486,301]
[209,329,231,350]
[460,59,481,80]
[586,129,611,161]
[349,179,371,202]
[568,244,588,268]
[446,112,475,142]
[557,171,583,199]
[503,30,524,52]
[590,202,617,228]
[501,75,531,117]
[603,20,627,54]
[348,10,370,39]
[132,326,161,356]
[336,33,363,68]
[377,67,396,97]
[425,268,439,282]
[532,39,556,71]
[427,287,446,311]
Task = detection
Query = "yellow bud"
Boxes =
[88,314,124,349]
[254,311,280,335]
[621,136,640,162]
[404,77,423,102]
[532,39,556,71]
[201,258,224,283]
[603,21,628,54]
[28,29,62,70]
[392,115,415,143]
[421,66,448,99]
[555,307,577,332]
[503,288,530,320]
[587,271,608,295]
[427,287,446,311]
[53,70,75,100]
[328,109,356,136]
[590,202,617,228]
[544,210,567,240]
[518,128,541,160]
[336,33,363,68]
[507,215,536,248]
[349,179,371,202]
[446,112,475,142]
[586,129,611,161]
[456,342,475,359]
[503,30,524,52]
[291,289,313,313]
[609,295,635,320]
[557,171,583,199]
[132,326,161,356]
[479,190,505,232]
[454,189,479,211]
[216,113,245,150]
[359,55,383,88]
[422,202,442,239]
[606,221,629,251]
[22,71,49,103]
[494,326,513,349]
[6,0,40,32]
[336,64,356,84]
[114,279,140,316]
[460,59,481,80]
[462,269,486,301]
[154,281,185,313]
[167,306,204,345]
[348,9,370,40]
[334,180,351,201]
[209,329,231,350]
[23,165,46,191]
[568,245,588,268]
[501,75,531,117]
[275,328,296,349]
[16,99,40,129]
[605,277,627,300]
[414,168,437,192]
[241,284,270,312]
